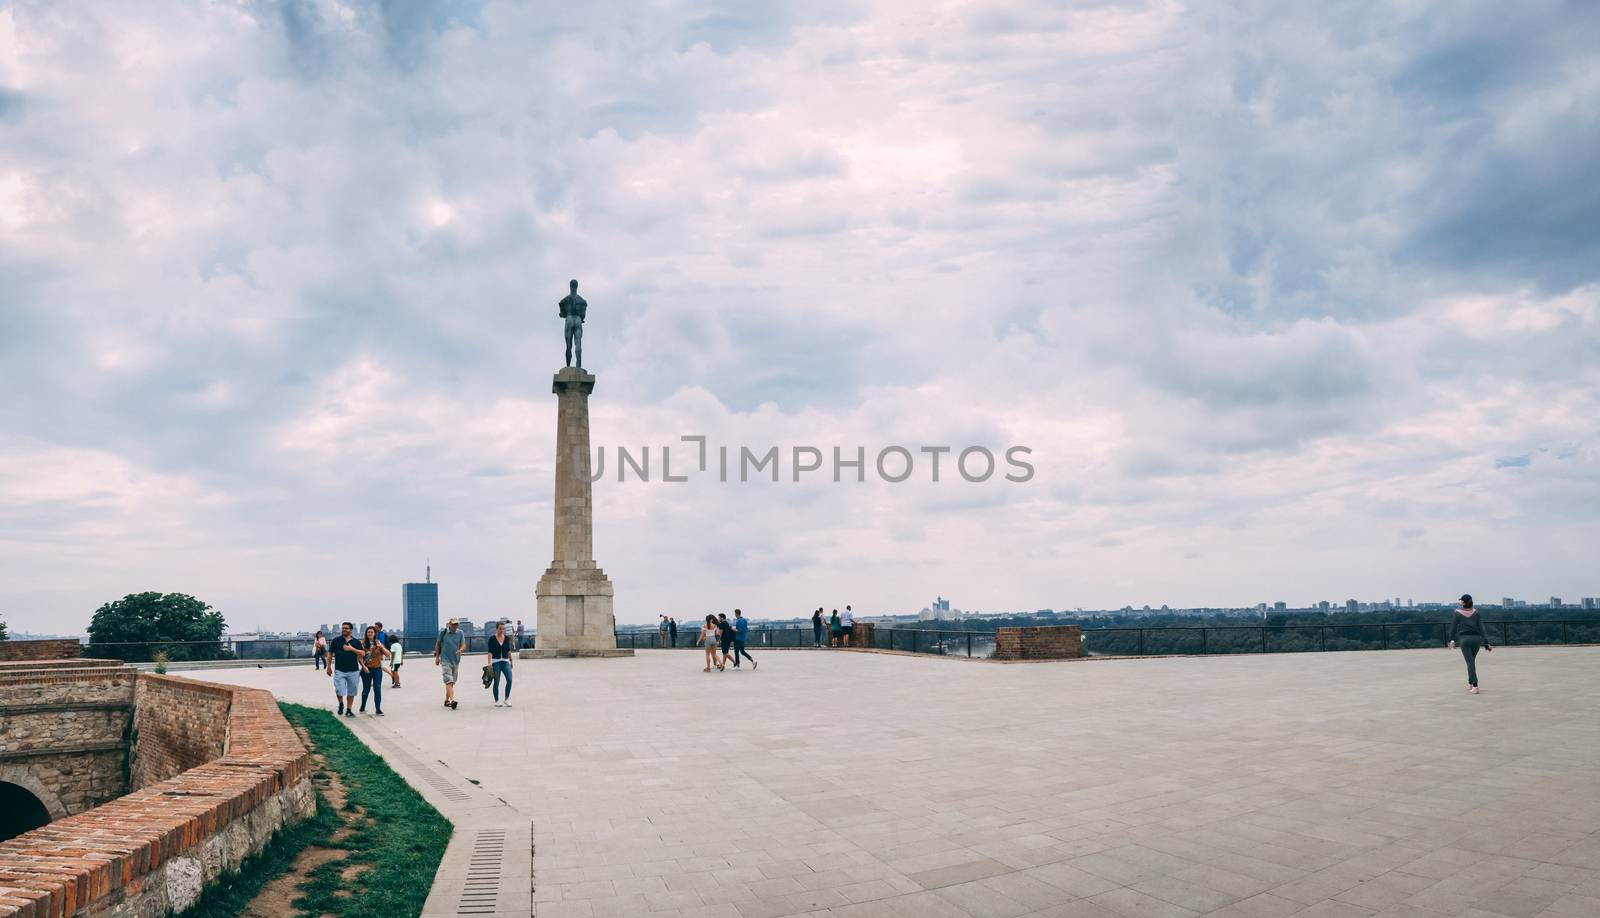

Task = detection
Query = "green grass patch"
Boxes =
[182,703,453,918]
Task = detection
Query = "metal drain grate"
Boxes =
[361,729,472,802]
[456,829,507,915]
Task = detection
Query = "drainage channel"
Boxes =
[343,720,533,916]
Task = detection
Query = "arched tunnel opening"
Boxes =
[0,781,53,843]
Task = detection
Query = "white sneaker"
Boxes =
[494,701,503,707]
[504,700,513,707]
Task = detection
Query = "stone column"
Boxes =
[528,367,632,657]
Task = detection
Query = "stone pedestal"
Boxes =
[526,367,632,658]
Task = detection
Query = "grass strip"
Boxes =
[182,702,453,918]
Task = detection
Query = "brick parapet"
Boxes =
[0,643,81,664]
[0,675,311,918]
[992,625,1084,661]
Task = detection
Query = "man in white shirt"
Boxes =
[841,606,855,647]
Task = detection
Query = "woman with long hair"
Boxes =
[1446,594,1492,694]
[698,614,724,672]
[358,625,391,715]
[488,620,515,707]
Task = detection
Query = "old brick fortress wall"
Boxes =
[993,625,1085,660]
[0,662,135,821]
[128,676,231,789]
[0,643,81,663]
[0,670,313,918]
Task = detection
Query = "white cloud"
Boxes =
[0,0,1596,633]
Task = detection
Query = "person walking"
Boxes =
[358,625,390,715]
[716,613,738,667]
[811,609,824,647]
[698,614,724,671]
[668,616,678,647]
[729,609,758,669]
[1447,594,1493,694]
[326,622,361,717]
[313,630,327,669]
[841,606,855,647]
[388,634,404,687]
[434,617,465,709]
[829,609,842,647]
[488,621,515,707]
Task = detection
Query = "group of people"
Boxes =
[319,621,404,717]
[811,606,855,647]
[319,595,1494,711]
[317,617,518,714]
[428,616,519,710]
[697,610,758,672]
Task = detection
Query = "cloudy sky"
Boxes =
[2,1,1597,634]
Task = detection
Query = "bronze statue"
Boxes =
[558,278,587,368]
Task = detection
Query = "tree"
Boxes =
[87,592,228,662]
[0,614,8,641]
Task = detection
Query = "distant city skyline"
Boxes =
[2,4,1596,635]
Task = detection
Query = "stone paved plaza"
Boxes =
[201,646,1600,918]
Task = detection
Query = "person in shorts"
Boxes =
[434,618,465,709]
[388,635,404,688]
[841,606,855,647]
[326,621,362,717]
[716,613,737,665]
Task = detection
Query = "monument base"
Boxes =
[520,647,635,659]
[533,561,627,657]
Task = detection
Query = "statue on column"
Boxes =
[558,279,587,369]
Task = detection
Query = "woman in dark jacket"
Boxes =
[1447,593,1492,694]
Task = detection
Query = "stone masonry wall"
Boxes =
[0,677,313,918]
[0,665,136,818]
[993,626,1084,661]
[127,675,232,790]
[0,644,80,664]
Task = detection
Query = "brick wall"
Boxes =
[0,643,81,663]
[127,675,232,790]
[993,626,1085,661]
[851,622,875,648]
[0,666,137,818]
[0,676,313,918]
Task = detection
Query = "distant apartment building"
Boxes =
[919,596,960,621]
[1583,598,1597,609]
[403,569,440,641]
[1502,597,1515,608]
[1346,599,1358,612]
[1550,596,1562,608]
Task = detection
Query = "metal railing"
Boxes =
[70,618,1600,664]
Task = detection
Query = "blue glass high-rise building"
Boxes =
[403,566,439,642]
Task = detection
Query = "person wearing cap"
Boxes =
[434,617,466,709]
[1446,593,1492,694]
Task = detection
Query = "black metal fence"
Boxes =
[76,619,1600,664]
[1070,619,1600,656]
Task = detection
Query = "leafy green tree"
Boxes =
[0,614,8,641]
[87,592,228,662]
